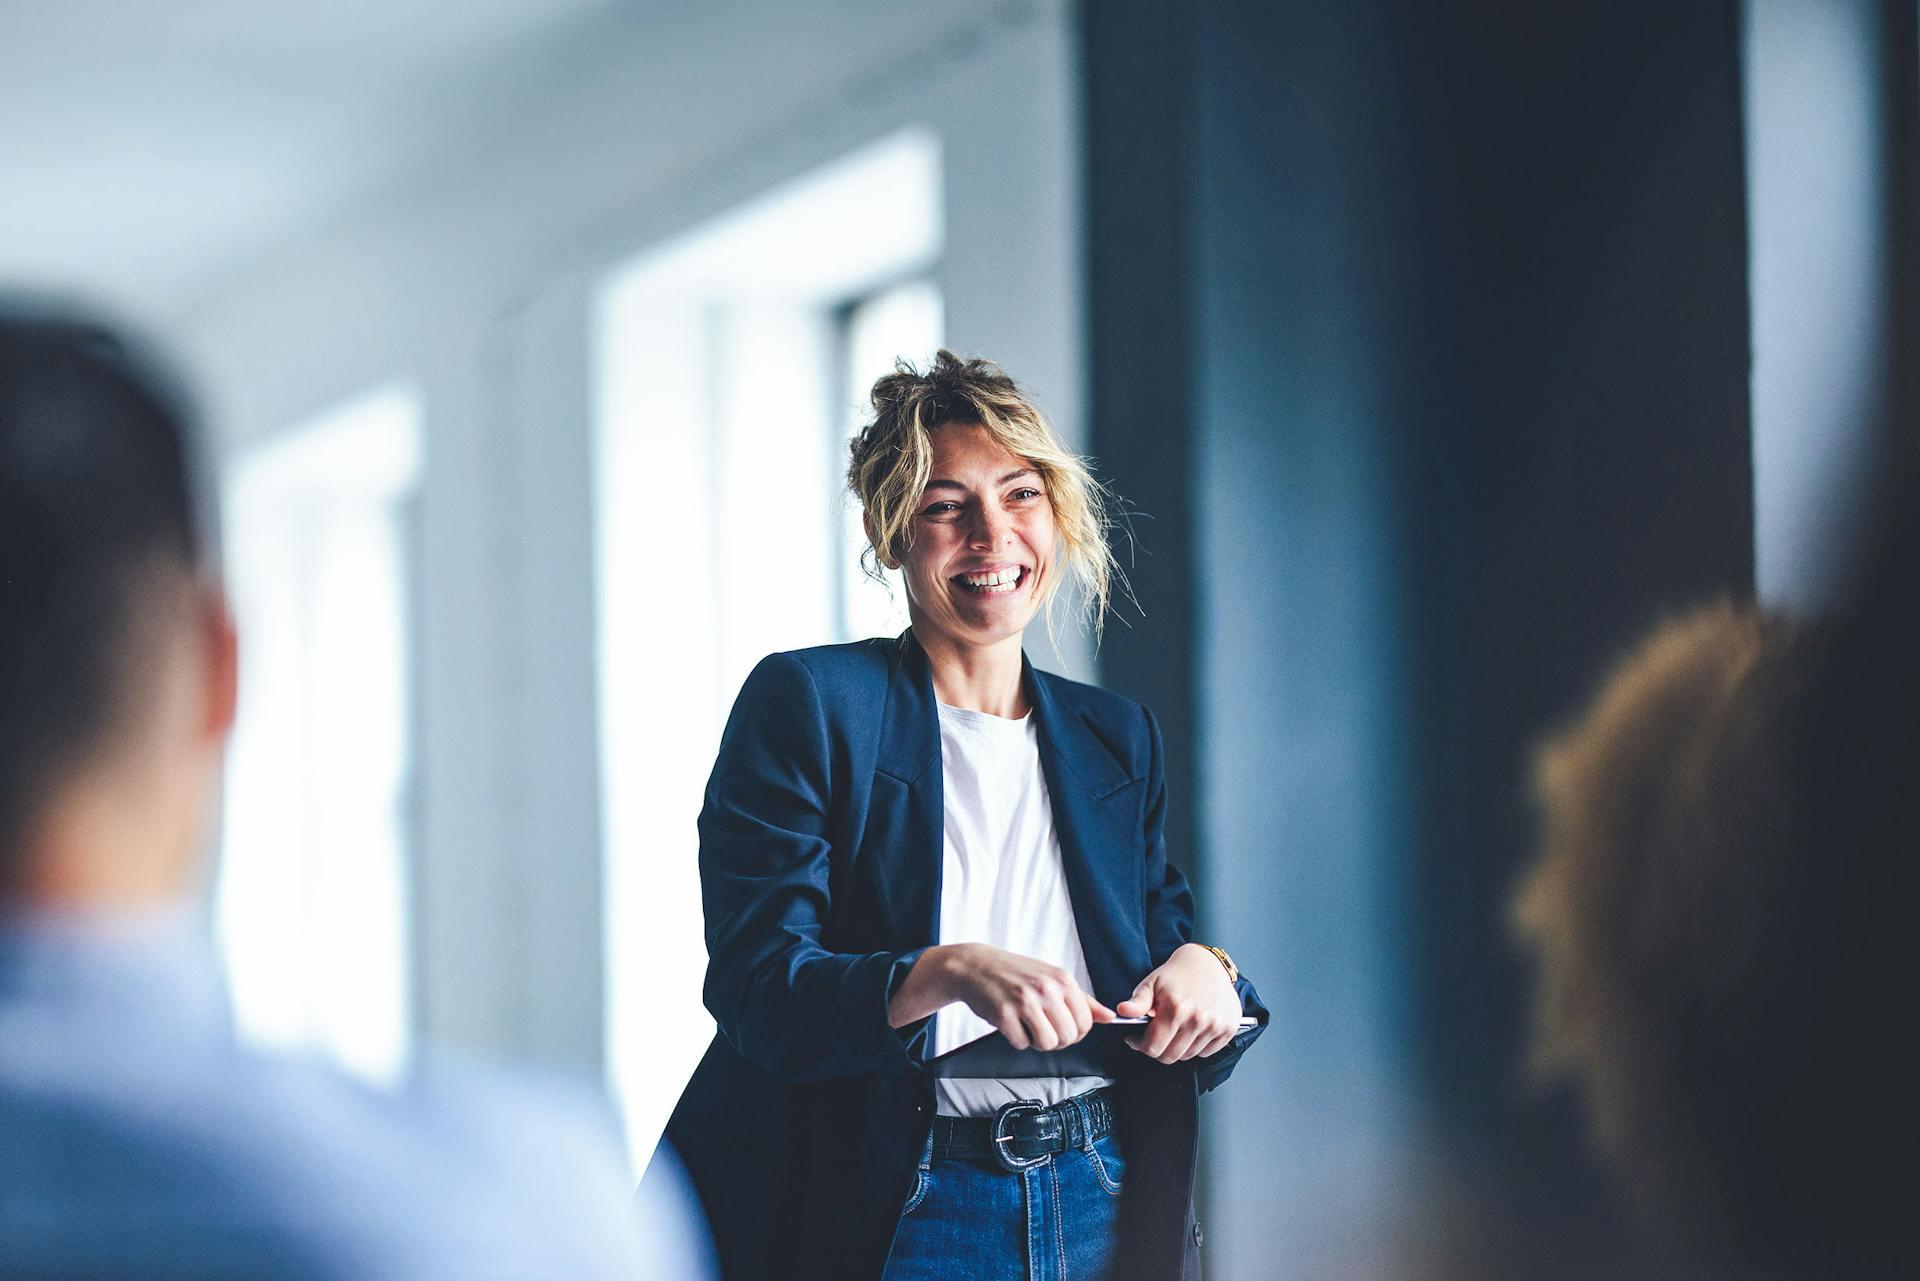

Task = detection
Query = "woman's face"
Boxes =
[892,423,1056,652]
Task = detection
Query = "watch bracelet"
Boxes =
[1200,943,1238,984]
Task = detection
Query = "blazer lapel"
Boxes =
[862,636,1150,995]
[1025,659,1151,1004]
[865,632,943,947]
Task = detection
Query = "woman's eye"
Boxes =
[1009,488,1042,501]
[922,501,962,517]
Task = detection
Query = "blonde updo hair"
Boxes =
[847,349,1121,641]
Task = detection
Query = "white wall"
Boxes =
[1744,0,1895,609]
[170,0,1085,1076]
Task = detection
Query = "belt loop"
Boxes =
[1071,1094,1093,1153]
[918,1121,935,1171]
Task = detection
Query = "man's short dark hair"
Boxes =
[0,303,204,873]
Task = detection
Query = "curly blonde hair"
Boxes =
[1511,602,1836,1259]
[847,349,1121,641]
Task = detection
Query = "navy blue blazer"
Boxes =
[662,632,1266,1281]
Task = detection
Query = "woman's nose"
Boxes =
[969,506,1013,547]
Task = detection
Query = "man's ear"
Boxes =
[198,588,238,743]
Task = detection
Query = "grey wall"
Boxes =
[1087,2,1756,1275]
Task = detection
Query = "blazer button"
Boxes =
[1191,1223,1204,1248]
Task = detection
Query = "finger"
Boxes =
[1161,1021,1207,1065]
[1187,1021,1228,1062]
[1197,1027,1236,1059]
[1059,990,1090,1044]
[1142,1011,1181,1059]
[1024,996,1061,1051]
[1043,995,1081,1049]
[998,1004,1031,1051]
[1114,978,1156,1019]
[1063,989,1094,1044]
[1089,996,1118,1023]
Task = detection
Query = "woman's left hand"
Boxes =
[1115,943,1244,1064]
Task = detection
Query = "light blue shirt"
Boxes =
[0,906,712,1280]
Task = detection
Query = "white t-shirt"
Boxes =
[930,702,1113,1117]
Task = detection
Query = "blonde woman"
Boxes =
[661,351,1265,1281]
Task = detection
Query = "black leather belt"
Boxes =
[930,1088,1116,1172]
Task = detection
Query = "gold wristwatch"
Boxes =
[1200,944,1238,984]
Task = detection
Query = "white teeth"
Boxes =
[960,567,1023,591]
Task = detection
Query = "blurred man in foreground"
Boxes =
[0,301,709,1279]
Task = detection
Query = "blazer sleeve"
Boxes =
[1139,703,1270,1094]
[697,652,930,1083]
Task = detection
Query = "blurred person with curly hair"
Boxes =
[1512,599,1909,1278]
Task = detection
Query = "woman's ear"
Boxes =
[864,516,900,571]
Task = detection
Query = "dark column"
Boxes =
[1085,2,1755,1275]
[1081,0,1201,893]
[1391,0,1755,1155]
[1879,0,1920,494]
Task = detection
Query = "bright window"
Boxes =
[595,130,942,1162]
[216,385,420,1085]
[837,277,944,640]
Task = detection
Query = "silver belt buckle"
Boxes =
[990,1099,1051,1172]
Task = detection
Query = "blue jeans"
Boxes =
[881,1116,1125,1281]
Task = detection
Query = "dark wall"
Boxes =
[1083,0,1201,903]
[1085,2,1754,1275]
[1390,0,1756,1150]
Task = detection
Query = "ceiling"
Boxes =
[0,0,628,316]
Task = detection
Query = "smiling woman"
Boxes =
[877,429,1057,693]
[659,350,1267,1281]
[849,351,1117,655]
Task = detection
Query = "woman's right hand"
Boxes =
[888,943,1115,1050]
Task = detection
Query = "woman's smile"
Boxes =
[952,564,1030,595]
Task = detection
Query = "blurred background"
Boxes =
[3,0,1911,1275]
